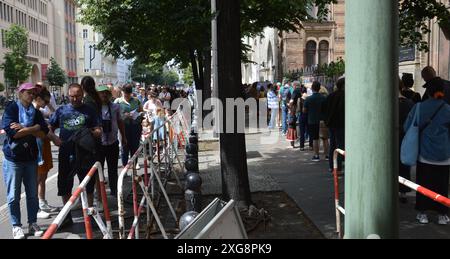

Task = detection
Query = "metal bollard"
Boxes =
[185,189,202,213]
[185,157,199,172]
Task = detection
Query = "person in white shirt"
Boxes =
[159,86,171,110]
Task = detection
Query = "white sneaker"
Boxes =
[438,215,449,225]
[12,226,25,239]
[29,223,44,237]
[37,210,51,219]
[416,213,429,224]
[135,164,141,170]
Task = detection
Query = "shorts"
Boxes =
[57,143,96,196]
[38,138,53,176]
[319,121,329,139]
[308,124,320,141]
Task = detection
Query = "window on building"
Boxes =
[319,40,329,65]
[305,40,317,67]
[83,29,88,39]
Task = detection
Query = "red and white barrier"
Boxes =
[117,110,186,239]
[399,176,450,208]
[333,149,450,239]
[332,149,346,239]
[42,162,112,239]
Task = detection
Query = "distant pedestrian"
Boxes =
[421,66,450,104]
[401,73,421,104]
[115,84,143,168]
[267,84,279,130]
[323,77,345,172]
[404,81,450,225]
[97,85,126,197]
[304,81,326,162]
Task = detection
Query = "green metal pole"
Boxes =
[345,0,399,239]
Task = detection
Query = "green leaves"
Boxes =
[0,24,32,88]
[399,0,450,52]
[46,57,67,87]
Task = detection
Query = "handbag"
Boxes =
[401,104,420,166]
[401,102,446,166]
[10,135,35,158]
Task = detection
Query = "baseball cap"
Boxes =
[17,83,37,92]
[96,85,110,92]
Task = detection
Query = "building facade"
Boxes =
[280,0,345,74]
[242,0,450,93]
[0,0,52,89]
[399,0,450,95]
[76,16,132,86]
[0,0,80,94]
[242,0,345,84]
[241,27,280,84]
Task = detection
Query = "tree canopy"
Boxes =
[131,62,180,86]
[78,0,450,65]
[0,25,32,90]
[46,57,67,87]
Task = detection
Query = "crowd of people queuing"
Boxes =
[1,77,190,239]
[246,65,450,226]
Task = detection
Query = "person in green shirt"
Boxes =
[114,84,144,168]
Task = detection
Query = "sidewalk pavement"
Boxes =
[199,128,450,239]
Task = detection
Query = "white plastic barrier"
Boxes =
[175,198,248,239]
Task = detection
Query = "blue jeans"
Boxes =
[281,106,288,134]
[153,117,166,141]
[299,113,313,148]
[269,108,278,129]
[2,159,38,227]
[122,123,142,167]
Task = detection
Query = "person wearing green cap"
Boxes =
[97,85,126,197]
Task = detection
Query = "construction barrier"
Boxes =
[332,149,346,239]
[333,149,450,239]
[399,176,450,208]
[42,162,112,239]
[175,198,248,239]
[117,109,189,239]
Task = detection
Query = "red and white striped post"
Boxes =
[399,176,450,208]
[42,163,101,239]
[117,145,144,239]
[96,164,112,237]
[333,149,346,239]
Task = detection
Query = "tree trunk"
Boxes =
[202,49,212,120]
[217,0,252,207]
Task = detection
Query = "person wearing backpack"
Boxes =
[403,82,450,225]
[49,83,102,227]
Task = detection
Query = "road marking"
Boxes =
[0,173,58,223]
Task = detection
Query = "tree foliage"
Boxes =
[399,0,450,51]
[131,62,180,86]
[183,65,194,86]
[46,57,67,87]
[0,25,32,89]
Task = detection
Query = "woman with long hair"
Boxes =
[81,76,102,115]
